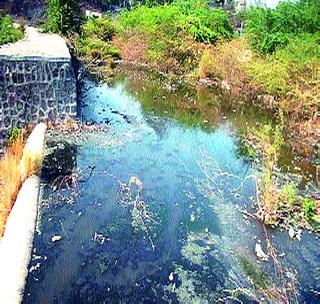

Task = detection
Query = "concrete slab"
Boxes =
[0,176,40,304]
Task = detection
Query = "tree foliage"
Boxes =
[46,0,83,34]
[244,0,320,53]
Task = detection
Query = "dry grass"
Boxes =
[113,31,149,64]
[198,38,256,97]
[0,124,46,236]
[0,133,25,236]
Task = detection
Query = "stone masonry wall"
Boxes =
[0,58,77,140]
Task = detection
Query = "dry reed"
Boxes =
[0,133,25,236]
[0,123,46,236]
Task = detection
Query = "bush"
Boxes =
[119,0,234,43]
[82,17,116,41]
[7,127,21,144]
[246,57,290,96]
[77,37,120,60]
[0,15,24,45]
[245,31,320,97]
[45,0,83,35]
[281,183,298,205]
[77,16,120,61]
[303,198,315,220]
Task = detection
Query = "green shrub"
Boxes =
[261,32,289,54]
[77,37,120,59]
[281,183,298,205]
[274,32,320,73]
[245,31,320,96]
[45,0,83,35]
[303,198,315,220]
[115,0,234,71]
[0,15,24,45]
[7,127,21,144]
[77,16,120,60]
[246,58,290,96]
[82,17,116,41]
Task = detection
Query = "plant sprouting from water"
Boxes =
[119,176,158,250]
[242,113,319,230]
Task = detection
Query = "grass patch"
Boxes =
[242,117,320,230]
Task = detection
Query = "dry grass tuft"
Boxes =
[0,123,46,236]
[113,31,149,64]
[19,123,47,181]
[0,133,25,236]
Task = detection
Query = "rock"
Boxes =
[255,243,268,261]
[51,235,62,243]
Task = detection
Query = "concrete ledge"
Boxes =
[0,176,40,303]
[0,122,47,303]
[0,55,71,62]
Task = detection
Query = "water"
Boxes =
[23,70,319,303]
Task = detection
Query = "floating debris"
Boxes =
[288,227,295,239]
[93,232,107,245]
[169,272,174,282]
[255,243,268,261]
[51,235,62,243]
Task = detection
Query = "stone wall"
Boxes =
[0,57,77,140]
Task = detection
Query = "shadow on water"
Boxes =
[23,69,319,303]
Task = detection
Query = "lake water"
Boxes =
[23,70,319,303]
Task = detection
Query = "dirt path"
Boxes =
[0,26,70,59]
